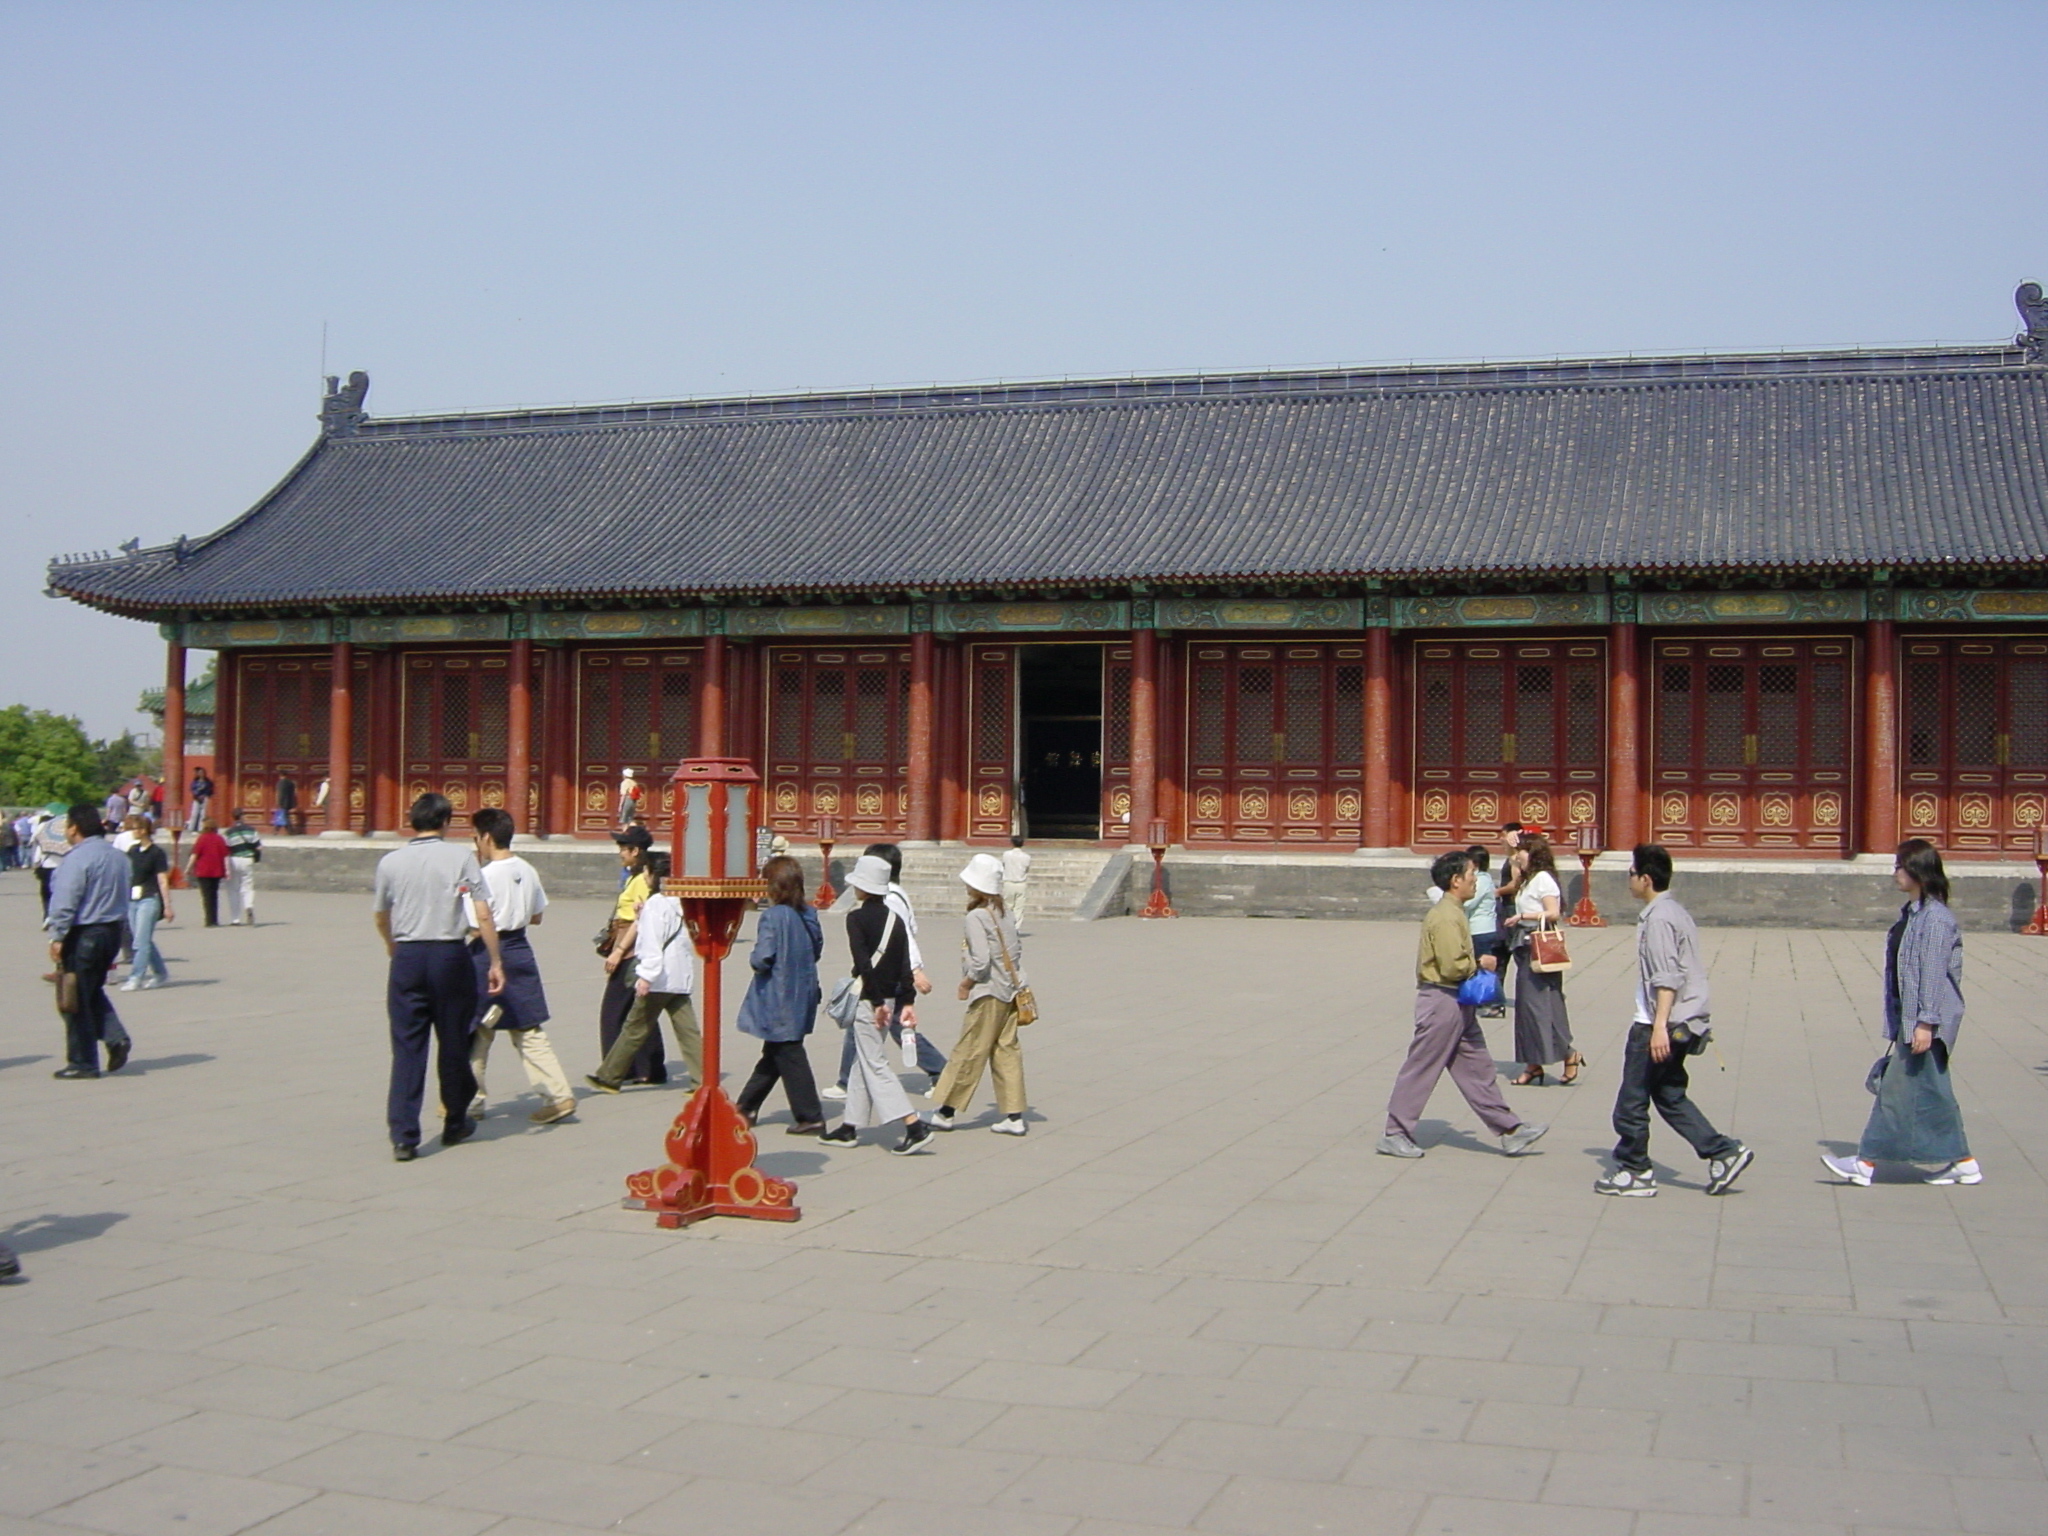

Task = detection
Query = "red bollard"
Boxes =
[1140,818,1177,919]
[1567,822,1606,928]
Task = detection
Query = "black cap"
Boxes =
[612,825,654,850]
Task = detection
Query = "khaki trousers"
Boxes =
[935,996,1027,1117]
[595,992,702,1086]
[469,1025,572,1111]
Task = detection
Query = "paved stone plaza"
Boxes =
[3,875,2046,1536]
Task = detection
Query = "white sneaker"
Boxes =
[468,1097,488,1119]
[1924,1159,1983,1185]
[1820,1153,1873,1186]
[926,1109,956,1130]
[138,975,164,989]
[820,1084,847,1101]
[990,1116,1027,1136]
[117,978,140,992]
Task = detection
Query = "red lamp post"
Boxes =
[1140,818,1177,919]
[1567,820,1607,928]
[621,757,799,1228]
[2025,825,2048,937]
[813,815,838,910]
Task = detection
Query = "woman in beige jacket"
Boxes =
[929,853,1030,1135]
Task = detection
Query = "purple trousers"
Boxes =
[1384,986,1522,1140]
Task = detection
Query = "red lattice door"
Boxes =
[1651,639,1851,850]
[1901,638,2048,851]
[762,648,911,837]
[1412,641,1605,845]
[966,648,1017,839]
[577,649,698,832]
[233,653,333,824]
[402,652,512,820]
[1184,645,1366,843]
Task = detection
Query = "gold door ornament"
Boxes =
[1421,789,1452,823]
[1659,791,1689,826]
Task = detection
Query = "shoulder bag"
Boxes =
[1529,916,1573,974]
[825,908,897,1029]
[989,913,1038,1025]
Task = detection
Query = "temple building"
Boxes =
[46,287,2048,860]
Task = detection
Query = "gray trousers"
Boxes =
[1384,986,1521,1140]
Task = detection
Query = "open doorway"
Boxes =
[1019,644,1103,840]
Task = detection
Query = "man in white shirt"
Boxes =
[466,809,576,1125]
[1000,836,1032,931]
[585,852,703,1092]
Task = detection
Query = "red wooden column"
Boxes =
[906,629,938,842]
[369,649,401,833]
[699,633,727,757]
[212,652,240,817]
[326,639,353,834]
[1362,624,1394,848]
[162,640,186,828]
[541,645,573,835]
[506,637,533,832]
[937,638,965,841]
[1156,635,1184,844]
[1607,615,1641,851]
[1129,626,1159,844]
[1863,617,1899,855]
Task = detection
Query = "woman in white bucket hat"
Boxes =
[929,852,1030,1135]
[822,855,936,1154]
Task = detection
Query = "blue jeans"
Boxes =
[128,896,168,983]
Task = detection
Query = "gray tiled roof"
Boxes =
[48,347,2048,614]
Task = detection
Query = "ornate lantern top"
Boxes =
[666,756,763,898]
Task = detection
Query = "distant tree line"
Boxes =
[0,706,159,807]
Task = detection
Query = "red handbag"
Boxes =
[1529,918,1573,974]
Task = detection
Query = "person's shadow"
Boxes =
[0,1055,51,1073]
[2,1212,127,1275]
[119,1053,215,1074]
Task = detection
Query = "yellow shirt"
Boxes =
[613,869,652,924]
[1417,894,1478,987]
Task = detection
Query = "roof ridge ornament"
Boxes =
[2017,283,2048,364]
[321,371,369,436]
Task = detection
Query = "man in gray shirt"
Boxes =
[373,793,503,1160]
[44,803,135,1079]
[1594,844,1751,1198]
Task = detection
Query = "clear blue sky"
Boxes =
[4,1,2042,738]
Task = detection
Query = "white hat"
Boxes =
[846,854,894,895]
[960,853,1005,895]
[622,767,636,778]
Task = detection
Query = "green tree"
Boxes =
[93,729,157,786]
[0,706,102,806]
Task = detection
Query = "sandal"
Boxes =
[1509,1065,1547,1087]
[1561,1053,1583,1086]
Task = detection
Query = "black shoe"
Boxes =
[105,1041,130,1073]
[821,1124,858,1144]
[1705,1144,1754,1196]
[392,1143,417,1162]
[52,1066,100,1080]
[584,1074,622,1095]
[442,1118,479,1147]
[0,1243,19,1278]
[893,1120,936,1156]
[786,1121,826,1136]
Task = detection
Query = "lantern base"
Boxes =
[624,1081,800,1227]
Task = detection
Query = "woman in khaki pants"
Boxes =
[929,853,1030,1135]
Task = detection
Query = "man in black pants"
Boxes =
[43,804,134,1079]
[373,794,503,1160]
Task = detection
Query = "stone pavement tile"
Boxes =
[910,1287,1078,1329]
[1747,1377,1930,1427]
[1748,1465,1959,1529]
[455,1402,679,1465]
[1193,1305,1363,1351]
[21,1346,232,1398]
[1572,1365,1750,1415]
[1905,1319,2048,1359]
[626,1421,858,1480]
[1160,1277,1318,1314]
[1342,1436,1551,1501]
[100,1409,353,1478]
[944,1360,1140,1410]
[1842,1423,2045,1480]
[1670,1338,1837,1381]
[195,1324,389,1374]
[1952,1474,2048,1535]
[800,1440,1037,1505]
[1232,1343,1410,1393]
[621,1475,866,1536]
[644,1330,833,1380]
[628,1372,844,1428]
[786,1344,979,1396]
[924,1318,1106,1366]
[1402,1355,1579,1406]
[1923,1385,2048,1432]
[512,1284,686,1327]
[835,1500,1075,1536]
[324,1338,540,1392]
[1353,1317,1517,1361]
[992,1455,1227,1525]
[156,1361,391,1419]
[0,1442,154,1519]
[779,1306,958,1353]
[227,1289,417,1333]
[1505,1328,1674,1371]
[1281,1386,1475,1441]
[431,1452,687,1528]
[50,1466,310,1536]
[303,1383,526,1441]
[1464,1400,1658,1455]
[478,1354,685,1412]
[1071,1332,1252,1379]
[894,1257,1050,1295]
[242,1490,499,1535]
[1600,1303,1754,1342]
[5,1387,193,1451]
[1109,1374,1303,1427]
[1148,1419,1361,1482]
[356,1305,556,1350]
[1654,1411,1843,1468]
[1540,1448,1744,1515]
[1750,1313,1910,1349]
[1446,1294,1607,1333]
[1409,1494,1633,1536]
[1831,1344,2009,1389]
[1195,1474,1424,1536]
[266,1432,515,1503]
[967,1406,1180,1465]
[789,1386,1007,1447]
[1632,1515,1847,1536]
[64,1309,263,1356]
[1046,1295,1220,1340]
[1295,1284,1458,1326]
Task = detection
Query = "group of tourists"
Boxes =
[372,797,1034,1161]
[1383,829,1980,1195]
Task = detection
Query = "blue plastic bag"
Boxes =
[1457,968,1502,1008]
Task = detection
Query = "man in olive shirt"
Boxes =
[1379,848,1548,1160]
[373,793,504,1160]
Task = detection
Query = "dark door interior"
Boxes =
[1020,645,1102,838]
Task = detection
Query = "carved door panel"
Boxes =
[1651,639,1852,850]
[763,648,911,837]
[1101,652,1131,836]
[965,648,1017,839]
[1901,638,2048,851]
[1185,646,1365,843]
[403,652,512,820]
[234,653,332,822]
[577,649,698,832]
[1411,641,1604,844]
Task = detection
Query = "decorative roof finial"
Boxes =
[320,370,370,436]
[2016,283,2048,363]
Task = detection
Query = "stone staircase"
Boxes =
[795,843,1120,925]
